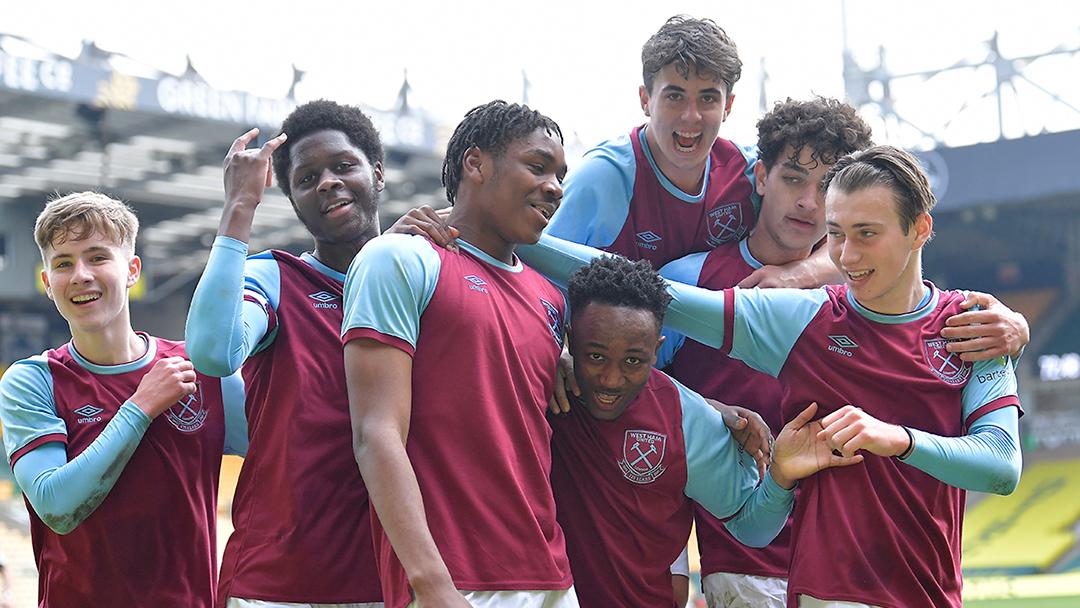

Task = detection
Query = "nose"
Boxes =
[542,177,563,205]
[839,239,861,267]
[682,99,702,122]
[797,185,823,211]
[70,259,93,283]
[598,363,622,390]
[317,168,343,192]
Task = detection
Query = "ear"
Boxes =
[653,333,666,356]
[639,85,651,116]
[127,255,142,288]
[723,94,735,119]
[41,269,53,301]
[462,146,485,184]
[373,161,386,192]
[565,321,575,355]
[753,160,768,197]
[912,212,933,250]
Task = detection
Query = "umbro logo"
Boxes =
[74,404,104,424]
[635,230,662,252]
[829,335,858,349]
[308,291,340,309]
[827,335,857,358]
[464,275,488,293]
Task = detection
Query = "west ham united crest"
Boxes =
[619,429,667,484]
[539,298,564,347]
[706,202,746,246]
[923,338,972,386]
[164,382,208,433]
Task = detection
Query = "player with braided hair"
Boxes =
[342,100,576,607]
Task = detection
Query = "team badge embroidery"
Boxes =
[539,298,564,347]
[619,430,667,484]
[706,203,746,246]
[164,381,208,433]
[923,338,972,386]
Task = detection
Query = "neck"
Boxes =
[644,125,706,194]
[312,231,378,273]
[447,207,515,265]
[745,230,813,268]
[70,321,145,366]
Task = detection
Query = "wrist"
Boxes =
[409,568,457,597]
[895,425,915,459]
[769,467,796,491]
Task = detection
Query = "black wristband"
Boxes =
[896,426,915,460]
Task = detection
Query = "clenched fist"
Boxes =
[130,357,198,418]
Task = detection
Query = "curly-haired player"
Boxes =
[187,99,386,607]
[550,255,859,608]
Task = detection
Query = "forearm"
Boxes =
[902,417,1022,495]
[798,246,844,288]
[519,234,728,348]
[721,473,794,548]
[14,402,151,534]
[354,431,455,592]
[186,236,265,376]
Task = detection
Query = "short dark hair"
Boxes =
[756,97,874,171]
[271,99,383,198]
[822,145,936,235]
[642,15,742,94]
[441,100,563,205]
[568,256,672,328]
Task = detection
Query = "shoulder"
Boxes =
[566,133,637,185]
[1,354,54,391]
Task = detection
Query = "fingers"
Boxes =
[818,404,856,428]
[551,378,571,415]
[829,453,864,468]
[258,132,288,160]
[790,402,820,427]
[943,309,996,328]
[736,271,762,289]
[228,127,260,158]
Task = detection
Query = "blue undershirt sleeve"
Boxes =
[902,406,1022,495]
[654,254,708,368]
[545,139,635,248]
[12,402,152,534]
[220,370,248,456]
[186,236,271,377]
[721,473,795,548]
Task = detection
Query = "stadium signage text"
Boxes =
[0,50,74,95]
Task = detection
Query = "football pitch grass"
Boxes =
[966,598,1080,607]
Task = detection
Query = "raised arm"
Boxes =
[186,129,286,377]
[1,357,196,534]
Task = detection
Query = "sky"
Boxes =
[4,0,1080,155]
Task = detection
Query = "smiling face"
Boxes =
[826,184,932,314]
[287,129,383,248]
[569,302,664,421]
[41,232,140,336]
[461,127,567,255]
[639,63,734,192]
[751,145,830,263]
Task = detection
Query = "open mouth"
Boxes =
[673,130,703,153]
[593,391,621,410]
[530,203,554,221]
[324,200,353,214]
[71,293,101,306]
[847,269,873,282]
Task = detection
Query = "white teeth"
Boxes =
[72,294,100,303]
[326,200,350,212]
[533,205,551,219]
[596,393,618,404]
[675,131,701,138]
[848,270,872,280]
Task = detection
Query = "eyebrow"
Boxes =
[781,160,810,175]
[826,221,885,229]
[527,149,568,178]
[51,246,112,258]
[292,150,358,175]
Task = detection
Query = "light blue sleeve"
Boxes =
[341,234,441,349]
[727,288,829,377]
[220,370,248,457]
[1,357,65,462]
[900,354,1022,496]
[185,236,274,377]
[12,402,151,534]
[739,144,763,215]
[654,254,708,368]
[546,138,636,248]
[677,377,794,548]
